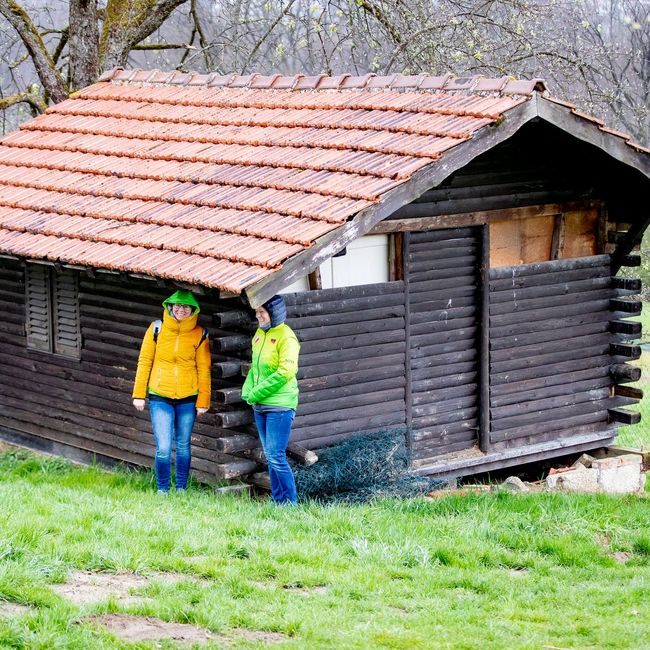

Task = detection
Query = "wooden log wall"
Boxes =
[487,254,637,450]
[406,228,482,468]
[0,262,258,483]
[285,282,408,449]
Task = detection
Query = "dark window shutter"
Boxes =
[52,269,81,358]
[25,264,53,352]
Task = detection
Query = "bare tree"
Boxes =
[0,0,648,145]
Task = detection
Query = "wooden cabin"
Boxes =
[0,69,647,482]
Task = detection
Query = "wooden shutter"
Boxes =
[25,264,53,352]
[52,269,81,358]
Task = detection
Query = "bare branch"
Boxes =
[0,90,47,113]
[0,0,68,103]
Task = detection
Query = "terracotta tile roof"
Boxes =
[2,68,634,293]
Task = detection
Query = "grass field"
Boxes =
[0,450,649,649]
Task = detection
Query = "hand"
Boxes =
[133,398,146,411]
[196,408,208,416]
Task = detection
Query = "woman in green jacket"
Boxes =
[242,295,300,503]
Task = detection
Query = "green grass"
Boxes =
[0,451,650,649]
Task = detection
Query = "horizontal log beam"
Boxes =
[608,408,641,425]
[213,458,260,480]
[611,277,641,291]
[614,385,643,400]
[610,343,641,359]
[609,320,642,336]
[610,298,642,313]
[610,363,642,383]
[213,410,253,428]
[214,386,244,405]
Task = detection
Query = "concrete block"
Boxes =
[617,454,643,466]
[593,457,620,470]
[547,467,599,492]
[597,463,642,494]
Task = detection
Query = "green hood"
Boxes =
[163,290,200,314]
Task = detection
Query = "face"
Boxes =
[255,307,271,327]
[171,303,193,321]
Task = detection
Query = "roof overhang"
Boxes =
[244,93,650,307]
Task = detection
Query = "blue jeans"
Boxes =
[253,409,297,503]
[149,397,196,492]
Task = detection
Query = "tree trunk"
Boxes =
[100,0,189,71]
[69,0,99,90]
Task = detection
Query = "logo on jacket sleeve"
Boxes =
[270,339,277,344]
[254,336,260,343]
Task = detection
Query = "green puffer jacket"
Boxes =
[241,323,300,409]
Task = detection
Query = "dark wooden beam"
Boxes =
[614,385,643,400]
[370,203,570,233]
[610,364,641,383]
[245,99,539,307]
[608,408,641,425]
[550,213,566,260]
[479,224,491,453]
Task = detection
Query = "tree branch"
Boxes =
[0,0,68,103]
[0,90,47,113]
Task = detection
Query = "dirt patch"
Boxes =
[86,614,216,645]
[52,571,151,606]
[282,584,327,595]
[0,441,17,453]
[610,551,632,564]
[52,570,210,606]
[508,568,530,577]
[0,601,30,618]
[226,629,289,644]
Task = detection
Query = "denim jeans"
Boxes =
[253,409,297,503]
[149,397,196,492]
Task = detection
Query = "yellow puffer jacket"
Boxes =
[132,310,211,408]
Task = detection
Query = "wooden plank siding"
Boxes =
[406,228,482,467]
[487,254,621,450]
[285,282,408,449]
[0,261,254,482]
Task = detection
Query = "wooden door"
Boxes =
[406,227,483,467]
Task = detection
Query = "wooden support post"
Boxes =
[610,213,650,274]
[550,213,566,260]
[479,224,491,453]
[403,232,413,449]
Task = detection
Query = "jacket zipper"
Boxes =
[254,330,267,391]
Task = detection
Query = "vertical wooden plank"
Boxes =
[479,224,491,453]
[550,213,566,260]
[403,233,412,448]
[307,268,322,290]
[597,204,608,255]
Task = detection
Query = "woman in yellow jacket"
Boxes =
[132,290,211,493]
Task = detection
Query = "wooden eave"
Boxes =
[244,93,650,308]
